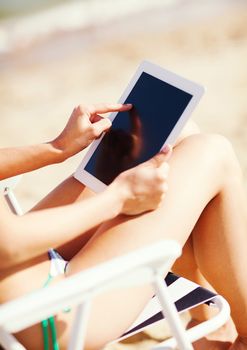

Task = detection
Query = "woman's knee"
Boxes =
[179,133,242,181]
[202,134,242,180]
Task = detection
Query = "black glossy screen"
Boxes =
[85,72,192,185]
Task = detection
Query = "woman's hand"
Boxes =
[52,103,132,160]
[111,145,172,215]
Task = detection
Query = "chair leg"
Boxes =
[152,295,230,350]
[4,189,23,216]
[153,274,193,350]
[0,328,26,350]
[68,299,91,350]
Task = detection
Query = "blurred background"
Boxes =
[0,0,247,348]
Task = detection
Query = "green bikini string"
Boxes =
[41,274,59,350]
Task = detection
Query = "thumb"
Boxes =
[161,144,172,158]
[151,144,173,167]
[92,118,112,137]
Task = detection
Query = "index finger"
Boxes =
[88,103,132,115]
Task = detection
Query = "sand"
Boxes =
[0,1,247,347]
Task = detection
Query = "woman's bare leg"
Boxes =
[61,134,247,350]
[173,237,237,349]
[172,119,239,346]
[173,165,247,350]
[191,163,247,350]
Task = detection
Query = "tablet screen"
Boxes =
[85,72,192,185]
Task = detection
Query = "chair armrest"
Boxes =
[0,240,181,333]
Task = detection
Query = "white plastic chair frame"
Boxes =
[0,177,230,350]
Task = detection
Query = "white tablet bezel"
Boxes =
[74,60,205,192]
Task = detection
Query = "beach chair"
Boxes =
[0,176,230,350]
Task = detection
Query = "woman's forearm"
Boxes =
[0,142,64,180]
[1,184,126,267]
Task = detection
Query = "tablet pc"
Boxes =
[74,60,205,192]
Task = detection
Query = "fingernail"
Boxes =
[125,103,132,107]
[162,144,170,153]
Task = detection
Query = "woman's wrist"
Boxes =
[48,139,68,163]
[106,178,131,216]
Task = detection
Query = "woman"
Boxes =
[0,103,246,350]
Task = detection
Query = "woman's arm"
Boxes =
[0,146,171,269]
[0,103,132,180]
[0,142,64,180]
[0,186,123,268]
